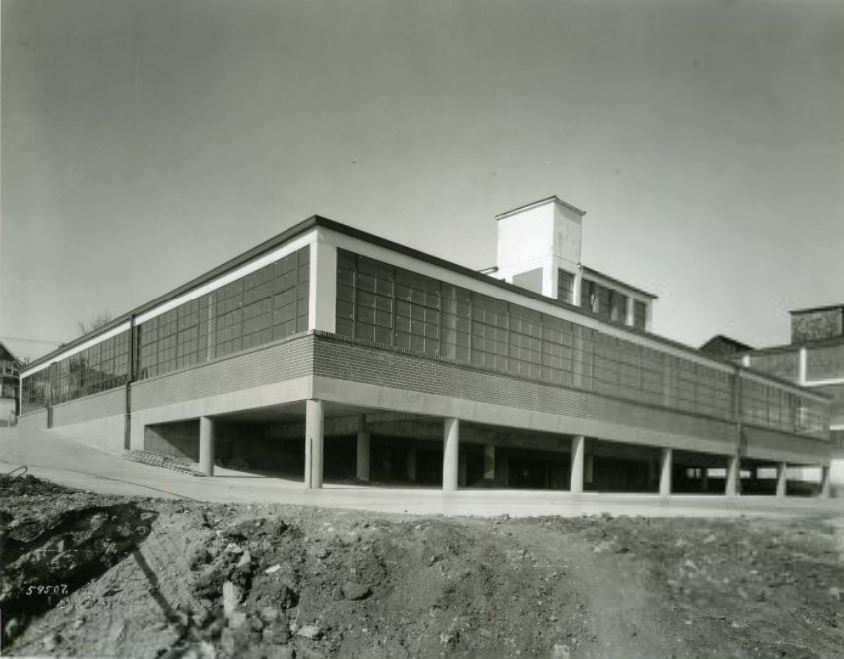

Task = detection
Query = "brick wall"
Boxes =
[792,308,844,343]
[52,388,125,426]
[312,333,735,444]
[132,334,313,411]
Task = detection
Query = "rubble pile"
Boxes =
[1,476,842,658]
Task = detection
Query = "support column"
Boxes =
[570,435,585,494]
[356,425,371,483]
[483,445,495,481]
[458,453,468,487]
[443,417,460,491]
[701,468,709,492]
[726,454,740,497]
[659,447,673,497]
[820,465,831,498]
[308,240,338,332]
[199,416,215,477]
[775,462,787,498]
[406,447,417,482]
[305,399,324,489]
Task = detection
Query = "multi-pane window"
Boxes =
[557,270,575,304]
[741,377,826,437]
[633,300,647,330]
[609,291,628,324]
[22,330,131,409]
[749,351,800,382]
[581,278,629,325]
[508,304,543,379]
[137,246,309,379]
[333,249,824,432]
[441,284,472,362]
[471,293,508,370]
[21,369,50,414]
[581,279,598,313]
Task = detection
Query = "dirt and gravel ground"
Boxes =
[1,473,843,659]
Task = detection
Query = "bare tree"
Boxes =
[78,312,113,335]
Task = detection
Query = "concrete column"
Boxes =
[573,270,583,307]
[570,435,585,494]
[726,454,740,497]
[406,447,417,482]
[776,462,787,498]
[308,240,338,332]
[659,448,673,496]
[483,445,495,481]
[443,417,460,491]
[356,428,371,483]
[820,465,831,498]
[458,453,468,487]
[701,468,709,492]
[305,399,324,489]
[199,416,215,477]
[798,347,807,386]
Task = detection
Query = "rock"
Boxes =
[310,545,330,560]
[297,647,327,659]
[225,542,244,555]
[259,606,280,623]
[331,587,344,601]
[192,607,212,628]
[265,563,282,574]
[179,642,217,659]
[228,611,248,629]
[297,624,323,640]
[341,582,371,601]
[278,583,298,609]
[552,644,571,659]
[72,617,85,629]
[220,629,236,655]
[236,550,253,573]
[43,632,61,651]
[264,647,295,659]
[222,581,242,616]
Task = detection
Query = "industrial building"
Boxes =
[705,304,844,495]
[19,197,834,496]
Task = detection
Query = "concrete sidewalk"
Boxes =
[1,427,840,518]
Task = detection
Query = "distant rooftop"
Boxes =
[581,265,658,300]
[789,303,844,315]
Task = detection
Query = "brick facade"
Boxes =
[132,334,313,411]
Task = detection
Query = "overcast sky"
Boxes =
[2,0,843,362]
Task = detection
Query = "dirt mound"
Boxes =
[1,499,156,647]
[0,471,70,497]
[2,477,843,658]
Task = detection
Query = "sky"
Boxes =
[2,0,843,363]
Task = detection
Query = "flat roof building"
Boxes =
[19,199,835,497]
[712,304,844,495]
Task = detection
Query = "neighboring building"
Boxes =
[0,342,21,426]
[18,198,834,496]
[722,304,844,495]
[700,335,754,360]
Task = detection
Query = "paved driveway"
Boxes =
[1,426,839,518]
